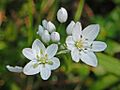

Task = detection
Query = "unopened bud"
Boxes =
[57,7,68,23]
[51,32,60,42]
[47,21,56,33]
[42,19,47,29]
[37,25,44,37]
[41,30,50,43]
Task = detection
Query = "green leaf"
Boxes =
[90,74,119,90]
[70,63,90,78]
[105,40,120,55]
[0,41,7,50]
[93,65,107,76]
[97,53,120,76]
[74,0,84,21]
[11,83,21,90]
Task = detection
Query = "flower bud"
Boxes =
[42,19,47,29]
[66,21,75,35]
[57,7,68,23]
[37,25,44,37]
[41,30,50,43]
[47,21,56,33]
[51,32,60,42]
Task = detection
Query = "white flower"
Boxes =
[22,39,60,80]
[51,32,60,42]
[66,22,107,67]
[6,65,23,73]
[41,30,50,43]
[57,7,68,23]
[66,21,75,35]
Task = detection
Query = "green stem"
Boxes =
[56,49,70,55]
[74,0,85,21]
[57,23,62,33]
[28,15,33,46]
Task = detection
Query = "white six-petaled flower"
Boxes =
[22,39,60,80]
[66,22,107,67]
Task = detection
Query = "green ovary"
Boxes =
[75,40,83,49]
[39,56,53,65]
[39,57,47,64]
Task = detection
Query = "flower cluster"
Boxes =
[37,20,60,43]
[6,7,107,80]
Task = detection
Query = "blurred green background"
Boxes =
[0,0,120,90]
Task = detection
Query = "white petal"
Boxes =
[32,39,46,56]
[72,22,82,41]
[66,36,75,44]
[66,21,75,35]
[91,41,107,52]
[42,19,47,29]
[23,61,40,75]
[48,57,60,70]
[22,48,35,60]
[82,24,100,41]
[6,65,23,73]
[80,51,98,67]
[71,48,80,62]
[40,66,51,80]
[37,25,44,37]
[46,44,58,59]
[66,36,75,50]
[66,44,75,51]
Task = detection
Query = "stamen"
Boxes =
[36,53,53,67]
[36,55,39,59]
[33,63,39,68]
[75,40,83,49]
[40,49,43,54]
[47,61,53,65]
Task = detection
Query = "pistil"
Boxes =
[75,40,83,49]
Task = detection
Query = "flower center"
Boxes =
[38,56,47,64]
[75,40,83,49]
[38,54,53,65]
[33,53,53,68]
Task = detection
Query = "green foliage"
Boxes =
[90,74,119,90]
[98,53,120,76]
